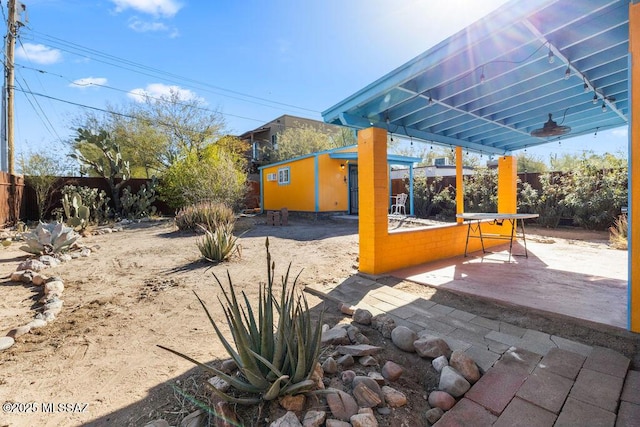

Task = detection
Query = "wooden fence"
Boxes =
[0,172,24,227]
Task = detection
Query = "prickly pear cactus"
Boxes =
[62,191,91,231]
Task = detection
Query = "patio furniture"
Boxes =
[391,193,408,216]
[456,213,539,261]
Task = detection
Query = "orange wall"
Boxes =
[358,127,517,274]
[261,151,351,212]
[262,157,316,211]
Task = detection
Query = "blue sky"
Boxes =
[9,0,628,163]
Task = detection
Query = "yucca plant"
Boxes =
[158,238,324,404]
[196,221,239,263]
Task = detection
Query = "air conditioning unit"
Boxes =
[266,173,277,181]
[433,157,450,166]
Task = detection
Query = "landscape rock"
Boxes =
[353,308,373,325]
[26,319,47,329]
[432,355,449,372]
[322,325,350,346]
[302,410,326,427]
[279,394,306,412]
[213,401,239,427]
[359,355,378,366]
[326,389,359,421]
[80,247,92,257]
[18,259,46,272]
[391,325,417,352]
[341,370,356,384]
[44,280,64,295]
[38,255,60,267]
[347,325,360,342]
[352,382,383,408]
[381,385,407,407]
[381,361,403,382]
[352,376,384,403]
[6,325,31,339]
[0,336,15,351]
[376,407,391,415]
[325,420,351,427]
[31,273,48,286]
[311,363,325,389]
[350,412,378,427]
[414,336,452,359]
[336,354,354,367]
[42,311,56,322]
[208,376,231,393]
[220,359,237,373]
[449,350,481,384]
[336,344,383,357]
[10,270,25,282]
[428,390,456,411]
[425,407,445,424]
[180,409,205,427]
[270,410,302,427]
[367,371,385,385]
[353,332,371,345]
[322,357,338,374]
[438,366,471,397]
[339,303,356,316]
[371,314,396,338]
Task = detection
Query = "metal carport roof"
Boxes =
[322,0,630,155]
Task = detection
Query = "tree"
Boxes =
[270,124,353,162]
[18,150,72,220]
[69,128,130,215]
[158,141,248,210]
[516,152,548,173]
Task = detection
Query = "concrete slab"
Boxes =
[448,309,477,322]
[621,370,640,405]
[616,401,640,427]
[555,397,616,427]
[569,368,625,413]
[485,330,521,347]
[433,397,498,427]
[583,346,631,379]
[469,316,500,331]
[538,348,586,381]
[464,364,528,415]
[549,335,593,358]
[493,397,557,427]
[516,366,574,414]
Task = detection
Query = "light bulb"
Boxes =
[601,102,606,113]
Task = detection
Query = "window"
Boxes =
[278,167,290,185]
[271,134,278,152]
[252,142,259,161]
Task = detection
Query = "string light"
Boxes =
[548,48,555,64]
[592,94,598,104]
[601,102,606,113]
[564,65,571,79]
[480,66,486,84]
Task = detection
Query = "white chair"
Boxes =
[391,193,408,216]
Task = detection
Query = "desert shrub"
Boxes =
[413,176,455,219]
[561,156,627,230]
[517,181,539,214]
[609,214,628,250]
[535,173,570,228]
[463,167,497,213]
[175,201,235,232]
[158,238,323,404]
[158,144,247,210]
[196,221,238,263]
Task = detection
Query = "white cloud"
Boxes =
[16,43,62,65]
[69,77,108,89]
[110,0,182,18]
[128,17,178,36]
[612,128,628,138]
[127,83,202,103]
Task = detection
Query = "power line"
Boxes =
[22,29,321,115]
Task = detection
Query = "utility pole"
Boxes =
[3,0,26,223]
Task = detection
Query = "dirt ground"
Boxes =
[0,216,637,427]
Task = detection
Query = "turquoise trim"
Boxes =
[409,165,414,216]
[259,168,264,214]
[258,145,358,170]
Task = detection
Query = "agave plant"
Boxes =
[196,221,238,263]
[20,222,80,255]
[158,238,324,404]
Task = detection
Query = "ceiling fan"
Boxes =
[530,113,571,138]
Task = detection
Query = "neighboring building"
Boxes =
[390,157,475,179]
[238,114,346,174]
